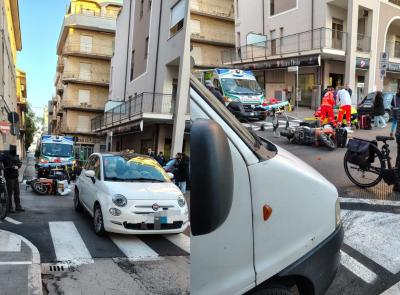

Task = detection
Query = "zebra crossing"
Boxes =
[0,219,190,267]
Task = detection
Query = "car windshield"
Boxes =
[221,78,263,95]
[41,143,73,158]
[103,155,170,182]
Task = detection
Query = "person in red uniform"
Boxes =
[320,86,335,126]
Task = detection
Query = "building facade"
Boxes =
[190,0,235,69]
[16,69,27,158]
[50,0,122,161]
[225,0,400,107]
[92,0,191,159]
[0,0,25,155]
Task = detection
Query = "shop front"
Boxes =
[73,135,105,162]
[384,62,400,92]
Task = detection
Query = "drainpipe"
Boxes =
[262,0,265,35]
[311,0,314,47]
[152,1,163,112]
[123,0,133,102]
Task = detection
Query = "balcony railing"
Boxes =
[356,33,371,52]
[62,71,110,85]
[61,99,104,111]
[386,41,400,59]
[191,28,235,45]
[63,42,113,58]
[389,0,400,7]
[191,0,234,19]
[91,93,177,131]
[221,27,347,64]
[69,7,118,19]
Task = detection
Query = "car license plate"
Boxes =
[159,216,168,224]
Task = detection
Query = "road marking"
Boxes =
[0,230,21,252]
[339,197,400,206]
[109,234,160,260]
[0,261,32,265]
[380,282,400,295]
[342,210,400,274]
[49,221,93,265]
[163,234,190,254]
[5,217,22,224]
[340,250,378,283]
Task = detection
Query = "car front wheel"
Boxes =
[93,204,106,236]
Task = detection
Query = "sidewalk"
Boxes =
[0,230,42,295]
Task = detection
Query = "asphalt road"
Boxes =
[258,123,400,295]
[0,155,190,294]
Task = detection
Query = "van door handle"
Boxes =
[263,205,272,221]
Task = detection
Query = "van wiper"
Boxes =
[130,178,165,182]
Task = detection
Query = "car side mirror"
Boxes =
[190,119,233,236]
[85,170,96,183]
[167,172,174,179]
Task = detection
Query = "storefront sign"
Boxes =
[76,136,101,144]
[388,62,400,73]
[356,57,369,70]
[0,121,10,134]
[239,55,320,71]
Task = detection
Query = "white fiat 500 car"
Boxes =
[75,152,189,235]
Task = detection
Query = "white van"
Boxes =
[190,76,343,295]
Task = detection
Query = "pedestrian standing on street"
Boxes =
[175,153,188,193]
[390,89,400,137]
[4,150,24,213]
[336,87,352,129]
[392,88,400,192]
[373,91,387,128]
[205,80,225,105]
[156,152,165,166]
[146,148,155,158]
[344,83,353,97]
[320,86,335,126]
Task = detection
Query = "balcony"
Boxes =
[221,27,347,64]
[191,0,234,21]
[61,99,105,112]
[62,71,110,86]
[386,41,400,60]
[63,42,113,59]
[191,28,235,47]
[356,33,371,53]
[91,93,177,131]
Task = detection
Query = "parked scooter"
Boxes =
[26,167,72,196]
[280,125,337,150]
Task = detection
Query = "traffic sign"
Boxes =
[288,66,298,72]
[380,52,389,62]
[380,69,387,80]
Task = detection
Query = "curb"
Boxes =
[0,230,42,295]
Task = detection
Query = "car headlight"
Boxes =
[112,194,127,207]
[177,196,186,207]
[335,198,341,227]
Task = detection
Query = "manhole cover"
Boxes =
[41,263,69,274]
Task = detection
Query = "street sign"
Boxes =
[380,52,389,62]
[288,66,298,72]
[0,121,10,134]
[380,52,389,75]
[380,69,386,80]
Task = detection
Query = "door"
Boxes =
[332,19,343,49]
[191,86,255,294]
[79,63,91,81]
[80,35,93,53]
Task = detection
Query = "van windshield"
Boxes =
[42,143,73,158]
[221,78,263,95]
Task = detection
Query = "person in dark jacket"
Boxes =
[393,88,400,192]
[205,80,225,105]
[373,91,386,128]
[4,149,24,212]
[175,153,189,193]
[156,152,165,166]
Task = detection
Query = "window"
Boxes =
[236,0,239,18]
[270,0,274,16]
[94,156,101,179]
[79,63,91,80]
[130,50,135,81]
[170,0,185,37]
[191,19,201,35]
[145,37,149,59]
[78,90,90,104]
[77,116,90,132]
[148,0,152,10]
[140,0,144,19]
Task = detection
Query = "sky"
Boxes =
[17,0,70,117]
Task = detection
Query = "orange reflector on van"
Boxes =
[263,205,272,221]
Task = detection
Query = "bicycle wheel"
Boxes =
[344,144,385,188]
[0,190,8,220]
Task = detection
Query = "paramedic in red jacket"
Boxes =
[320,86,335,126]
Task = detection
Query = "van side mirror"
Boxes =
[190,119,233,236]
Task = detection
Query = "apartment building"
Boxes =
[16,69,27,158]
[92,0,191,159]
[51,0,122,160]
[0,0,24,154]
[225,0,400,107]
[190,0,235,68]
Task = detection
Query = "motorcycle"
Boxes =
[280,125,337,150]
[26,167,72,196]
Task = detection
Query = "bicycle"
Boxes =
[344,136,398,188]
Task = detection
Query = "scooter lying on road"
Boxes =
[280,125,338,150]
[25,167,72,196]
